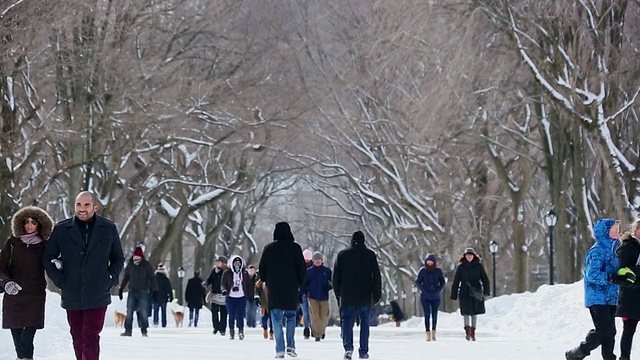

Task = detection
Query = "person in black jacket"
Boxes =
[43,191,125,360]
[152,263,173,328]
[185,271,206,327]
[333,231,382,360]
[616,220,640,360]
[118,246,157,337]
[450,247,490,341]
[206,256,228,335]
[258,222,307,359]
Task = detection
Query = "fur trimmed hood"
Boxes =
[11,206,54,239]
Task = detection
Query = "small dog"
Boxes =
[114,311,126,328]
[172,309,184,328]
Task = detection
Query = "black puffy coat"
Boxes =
[616,233,640,319]
[43,215,125,310]
[333,243,382,308]
[450,256,490,316]
[153,272,173,303]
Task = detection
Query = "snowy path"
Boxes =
[90,325,564,360]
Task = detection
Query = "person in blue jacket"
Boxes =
[566,218,629,360]
[301,251,332,341]
[415,253,445,341]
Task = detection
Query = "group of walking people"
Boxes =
[565,218,640,360]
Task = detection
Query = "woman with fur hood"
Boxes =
[221,255,255,340]
[450,247,490,341]
[415,253,446,341]
[0,206,54,360]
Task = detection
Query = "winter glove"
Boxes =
[254,296,261,307]
[4,281,22,295]
[221,289,228,296]
[118,288,124,301]
[51,259,63,270]
[618,267,637,284]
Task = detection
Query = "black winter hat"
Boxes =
[215,256,228,263]
[273,222,294,242]
[351,231,365,246]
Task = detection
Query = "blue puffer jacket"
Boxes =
[584,218,619,307]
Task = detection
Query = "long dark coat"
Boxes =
[185,275,206,309]
[0,206,53,329]
[43,215,125,310]
[258,223,307,311]
[450,255,490,316]
[615,233,640,319]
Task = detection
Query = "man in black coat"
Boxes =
[185,271,206,327]
[258,222,307,358]
[43,191,125,360]
[333,231,382,360]
[206,256,228,335]
[118,246,157,337]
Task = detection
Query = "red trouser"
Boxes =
[66,307,107,360]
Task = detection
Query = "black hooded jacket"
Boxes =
[615,232,640,319]
[258,222,307,310]
[333,231,382,308]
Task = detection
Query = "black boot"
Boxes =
[565,346,587,360]
[303,327,310,339]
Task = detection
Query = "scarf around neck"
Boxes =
[20,232,43,245]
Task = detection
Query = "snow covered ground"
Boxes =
[0,281,630,359]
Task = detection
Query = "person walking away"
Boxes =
[450,247,490,341]
[245,265,258,327]
[415,253,446,341]
[300,249,313,339]
[152,263,173,328]
[614,219,640,360]
[221,255,254,340]
[43,191,125,360]
[255,274,273,339]
[185,271,206,327]
[566,218,624,360]
[118,246,157,337]
[258,222,307,358]
[333,231,382,360]
[0,206,53,360]
[206,256,228,335]
[302,251,332,341]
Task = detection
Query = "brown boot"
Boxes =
[464,326,471,341]
[263,328,268,339]
[431,329,436,341]
[470,326,476,341]
[425,331,431,341]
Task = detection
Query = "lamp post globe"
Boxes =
[544,210,558,285]
[489,241,499,297]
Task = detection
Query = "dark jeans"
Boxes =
[621,318,638,359]
[576,305,617,360]
[420,298,440,331]
[125,291,150,332]
[189,308,200,327]
[153,302,168,327]
[226,296,246,333]
[246,298,258,327]
[341,306,371,357]
[211,303,228,333]
[10,327,37,359]
[66,306,107,360]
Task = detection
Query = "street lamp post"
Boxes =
[489,241,499,297]
[412,286,418,317]
[544,210,558,285]
[401,291,407,316]
[177,266,186,305]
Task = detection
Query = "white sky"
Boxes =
[0,281,631,359]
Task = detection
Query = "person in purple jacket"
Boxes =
[415,253,446,341]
